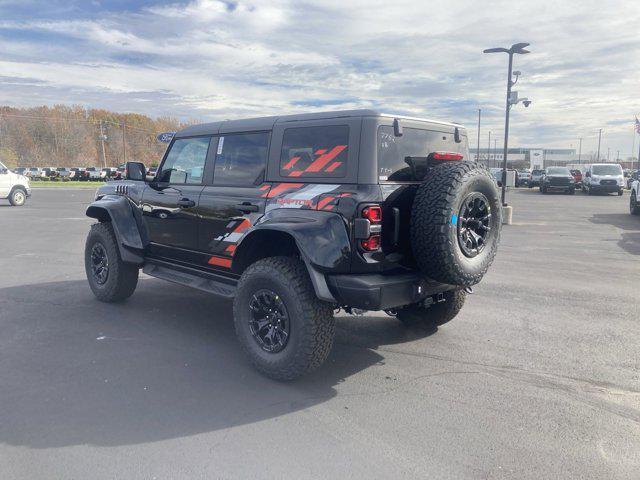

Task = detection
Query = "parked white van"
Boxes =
[0,161,31,206]
[582,163,624,196]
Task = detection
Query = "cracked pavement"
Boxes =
[1,188,639,479]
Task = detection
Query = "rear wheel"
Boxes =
[9,188,26,206]
[233,257,335,381]
[397,290,467,327]
[410,162,502,287]
[84,222,139,302]
[618,189,624,196]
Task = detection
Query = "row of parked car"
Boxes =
[520,164,629,195]
[13,166,157,181]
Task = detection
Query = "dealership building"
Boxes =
[470,147,576,169]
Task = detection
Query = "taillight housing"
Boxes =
[359,204,382,252]
[362,205,382,223]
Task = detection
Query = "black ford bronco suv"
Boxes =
[84,110,502,380]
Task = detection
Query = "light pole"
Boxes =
[596,129,602,161]
[578,137,582,164]
[487,130,491,165]
[484,42,531,206]
[476,109,481,162]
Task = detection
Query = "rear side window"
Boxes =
[280,125,349,178]
[214,132,269,186]
[377,126,468,182]
[159,137,210,184]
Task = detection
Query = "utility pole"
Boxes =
[596,129,602,162]
[476,108,481,162]
[121,121,127,164]
[494,139,498,167]
[607,147,610,162]
[578,137,582,164]
[487,130,491,165]
[99,121,107,168]
[616,150,619,162]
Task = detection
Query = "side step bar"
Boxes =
[143,261,237,298]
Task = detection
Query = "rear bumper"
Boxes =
[326,272,455,311]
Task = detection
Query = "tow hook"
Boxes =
[464,286,474,294]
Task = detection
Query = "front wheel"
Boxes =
[618,189,624,196]
[84,223,139,302]
[397,289,467,327]
[233,257,335,381]
[9,188,26,206]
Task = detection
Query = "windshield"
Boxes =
[546,167,570,175]
[592,165,622,175]
[377,125,468,182]
[0,161,6,170]
[532,170,544,175]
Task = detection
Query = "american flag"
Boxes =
[636,116,640,134]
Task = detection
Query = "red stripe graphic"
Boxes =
[288,171,304,177]
[233,218,251,233]
[208,256,232,268]
[316,196,335,211]
[225,245,237,254]
[314,148,327,155]
[305,145,347,173]
[263,183,304,198]
[325,161,342,172]
[282,156,300,170]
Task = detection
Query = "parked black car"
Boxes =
[540,167,575,194]
[83,110,503,380]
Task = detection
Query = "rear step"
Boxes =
[143,260,236,298]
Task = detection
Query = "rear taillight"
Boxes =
[359,204,382,252]
[362,205,382,223]
[361,235,381,251]
[431,152,464,161]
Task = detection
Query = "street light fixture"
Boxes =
[483,42,531,206]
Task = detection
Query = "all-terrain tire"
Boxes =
[9,187,26,206]
[631,192,640,215]
[410,161,502,287]
[397,289,467,327]
[85,222,139,302]
[233,256,335,381]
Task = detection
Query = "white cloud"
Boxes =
[0,0,639,155]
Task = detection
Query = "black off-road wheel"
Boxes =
[397,289,467,327]
[84,222,139,302]
[630,191,640,215]
[9,187,26,206]
[233,257,335,381]
[411,162,502,287]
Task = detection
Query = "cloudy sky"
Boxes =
[1,0,639,156]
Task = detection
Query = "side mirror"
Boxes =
[125,162,146,181]
[454,127,461,143]
[585,172,591,177]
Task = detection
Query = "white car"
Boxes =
[583,163,624,196]
[630,175,640,215]
[0,160,31,206]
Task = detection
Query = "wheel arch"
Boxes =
[85,195,145,264]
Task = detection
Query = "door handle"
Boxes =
[177,198,196,208]
[236,202,259,213]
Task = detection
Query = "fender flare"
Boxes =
[85,195,145,264]
[233,209,352,302]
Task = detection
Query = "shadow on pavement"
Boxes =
[0,279,437,449]
[589,213,640,255]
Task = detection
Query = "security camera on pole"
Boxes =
[483,42,532,224]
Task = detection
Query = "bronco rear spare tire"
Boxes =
[410,161,502,287]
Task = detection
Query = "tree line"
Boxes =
[0,105,188,169]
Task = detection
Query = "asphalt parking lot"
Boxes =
[1,187,639,480]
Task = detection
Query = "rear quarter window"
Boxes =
[280,125,349,178]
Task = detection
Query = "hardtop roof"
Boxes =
[175,109,464,138]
